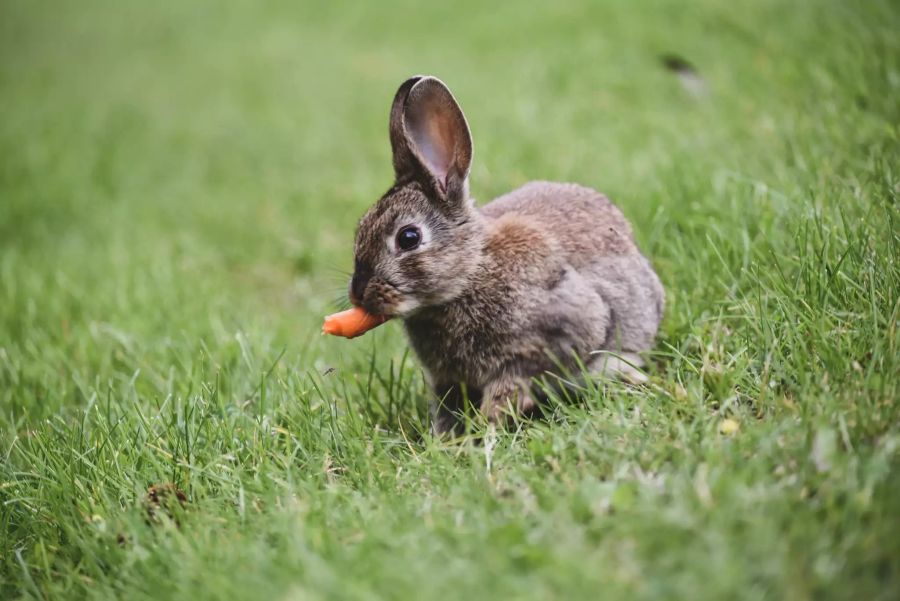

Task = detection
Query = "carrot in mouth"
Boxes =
[322,307,389,339]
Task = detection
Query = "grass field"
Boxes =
[2,1,899,599]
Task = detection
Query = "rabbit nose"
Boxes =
[349,269,370,305]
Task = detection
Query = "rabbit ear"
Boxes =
[389,76,473,201]
[389,76,425,180]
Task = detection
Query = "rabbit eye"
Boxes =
[396,225,421,251]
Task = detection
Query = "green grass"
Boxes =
[2,0,898,599]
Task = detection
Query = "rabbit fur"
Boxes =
[349,76,664,434]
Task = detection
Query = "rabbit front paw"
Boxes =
[480,377,536,424]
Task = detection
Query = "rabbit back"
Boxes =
[481,181,664,354]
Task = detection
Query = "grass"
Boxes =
[1,0,898,599]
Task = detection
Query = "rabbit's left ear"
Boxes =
[389,76,473,202]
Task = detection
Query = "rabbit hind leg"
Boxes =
[587,352,648,385]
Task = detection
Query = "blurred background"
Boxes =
[2,0,896,414]
[2,0,897,435]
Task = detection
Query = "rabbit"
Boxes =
[349,75,664,434]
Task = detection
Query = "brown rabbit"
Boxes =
[350,76,664,434]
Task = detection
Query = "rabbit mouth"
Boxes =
[359,278,418,318]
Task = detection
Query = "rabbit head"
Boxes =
[350,76,485,317]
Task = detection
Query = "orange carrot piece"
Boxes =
[322,307,388,338]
